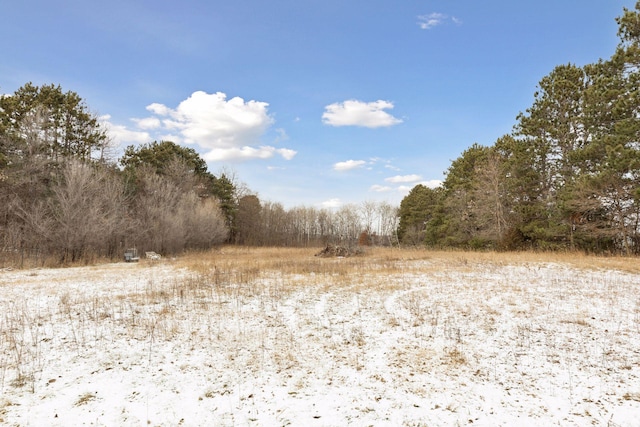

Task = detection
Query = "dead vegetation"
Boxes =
[1,246,639,425]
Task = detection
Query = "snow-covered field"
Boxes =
[1,248,639,426]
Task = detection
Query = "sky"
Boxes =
[1,0,635,209]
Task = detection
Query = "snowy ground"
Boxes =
[1,249,639,426]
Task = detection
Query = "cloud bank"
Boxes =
[322,100,402,128]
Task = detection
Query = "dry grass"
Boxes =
[1,245,640,425]
[74,392,96,406]
[174,245,640,282]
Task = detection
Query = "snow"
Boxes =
[1,253,639,426]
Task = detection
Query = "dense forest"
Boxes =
[399,2,640,254]
[1,3,640,266]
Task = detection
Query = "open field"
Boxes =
[1,247,639,426]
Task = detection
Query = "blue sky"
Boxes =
[1,1,634,208]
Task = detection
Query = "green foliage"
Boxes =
[211,173,238,237]
[120,140,208,176]
[399,3,640,254]
[397,184,441,245]
[0,82,107,165]
[435,144,492,248]
[443,143,491,193]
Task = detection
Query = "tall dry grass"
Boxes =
[2,245,638,411]
[174,245,640,279]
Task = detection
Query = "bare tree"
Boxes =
[132,170,186,254]
[333,204,362,244]
[259,201,288,246]
[183,194,229,249]
[48,161,126,263]
[163,156,198,193]
[360,201,377,234]
[130,167,229,255]
[235,195,262,245]
[376,201,400,246]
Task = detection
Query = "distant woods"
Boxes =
[398,2,640,255]
[0,84,398,267]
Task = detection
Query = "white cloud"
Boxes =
[333,160,367,171]
[157,133,182,142]
[418,13,461,30]
[278,148,297,160]
[385,174,423,183]
[122,91,297,162]
[322,100,402,128]
[99,115,151,145]
[418,13,446,30]
[132,117,161,130]
[203,146,298,162]
[321,198,342,209]
[146,103,171,116]
[370,185,392,193]
[151,91,273,148]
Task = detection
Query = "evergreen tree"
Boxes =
[513,64,589,248]
[211,173,238,240]
[397,184,441,245]
[120,140,209,177]
[437,143,490,247]
[0,83,107,165]
[570,1,640,253]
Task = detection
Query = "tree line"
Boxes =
[0,84,232,267]
[398,2,640,255]
[4,4,638,265]
[234,198,399,247]
[0,83,399,267]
